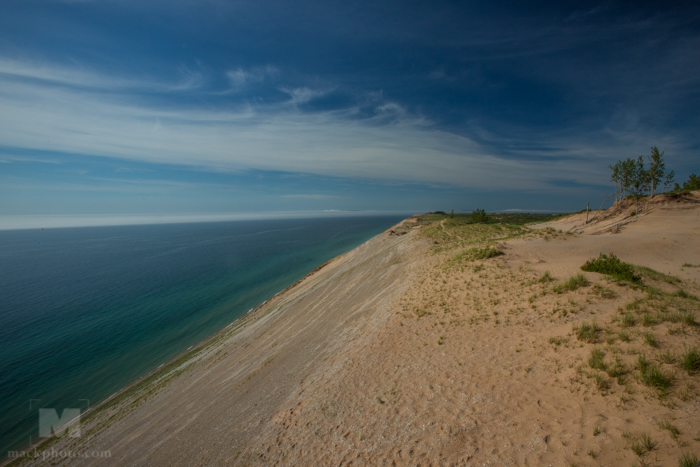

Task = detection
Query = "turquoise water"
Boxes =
[0,215,404,456]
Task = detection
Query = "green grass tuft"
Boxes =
[621,313,636,327]
[638,355,673,390]
[553,274,590,294]
[679,452,699,467]
[644,332,659,348]
[588,348,607,370]
[635,265,682,284]
[538,271,554,283]
[680,347,700,375]
[574,320,600,343]
[581,253,641,283]
[629,433,657,457]
[657,420,680,439]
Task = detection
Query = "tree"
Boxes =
[609,161,621,201]
[673,173,700,192]
[618,157,637,199]
[471,209,488,223]
[450,210,454,219]
[647,147,674,198]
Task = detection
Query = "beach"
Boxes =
[12,192,700,466]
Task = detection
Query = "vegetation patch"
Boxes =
[679,452,699,467]
[581,253,641,283]
[635,265,681,285]
[657,420,680,440]
[680,347,700,375]
[553,274,590,294]
[637,355,673,391]
[574,320,600,343]
[627,433,657,457]
[588,348,607,371]
[538,271,554,283]
[450,246,503,263]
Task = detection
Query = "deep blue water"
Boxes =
[0,215,404,456]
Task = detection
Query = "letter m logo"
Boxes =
[39,408,81,438]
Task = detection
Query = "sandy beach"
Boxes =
[13,192,700,466]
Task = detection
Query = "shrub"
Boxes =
[470,208,489,223]
[581,253,641,283]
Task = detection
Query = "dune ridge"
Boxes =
[13,193,700,466]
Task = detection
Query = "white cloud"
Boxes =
[0,57,204,92]
[0,57,618,192]
[280,87,329,105]
[225,65,277,91]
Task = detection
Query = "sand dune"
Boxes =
[16,194,700,466]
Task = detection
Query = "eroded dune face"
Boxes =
[25,197,700,467]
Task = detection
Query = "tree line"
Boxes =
[608,147,699,214]
[608,147,675,202]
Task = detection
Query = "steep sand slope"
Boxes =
[15,200,700,466]
[14,221,426,466]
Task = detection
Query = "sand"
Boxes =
[14,192,700,466]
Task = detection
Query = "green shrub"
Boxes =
[581,253,641,283]
[470,208,489,223]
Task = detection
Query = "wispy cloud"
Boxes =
[280,87,330,105]
[282,194,337,199]
[225,65,278,91]
[1,58,565,190]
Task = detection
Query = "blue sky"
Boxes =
[1,0,699,222]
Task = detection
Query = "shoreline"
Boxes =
[3,219,407,465]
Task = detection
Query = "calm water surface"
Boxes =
[0,215,404,456]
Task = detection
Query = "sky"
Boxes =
[1,0,699,224]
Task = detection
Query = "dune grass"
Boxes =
[553,274,590,294]
[581,253,641,283]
